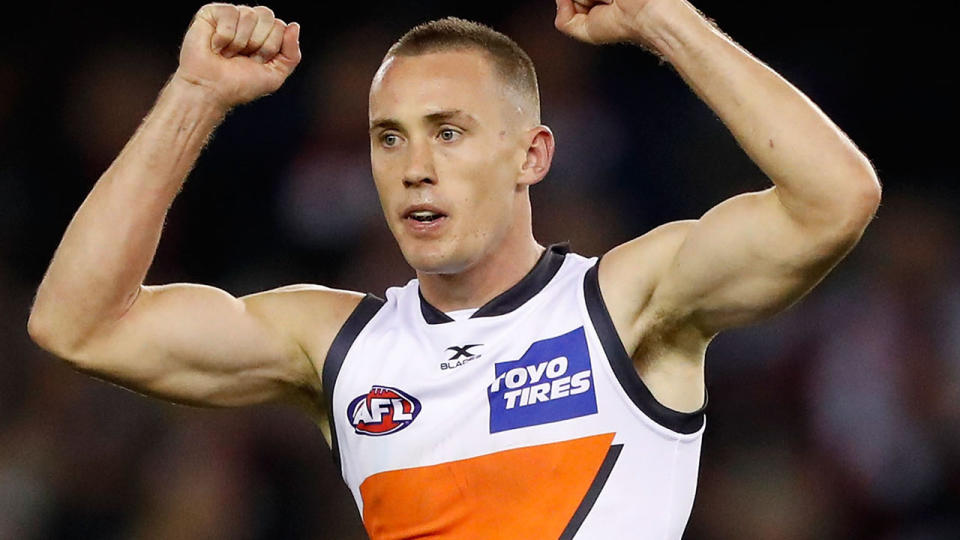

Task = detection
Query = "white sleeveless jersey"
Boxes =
[323,245,705,540]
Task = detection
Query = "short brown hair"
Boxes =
[385,17,540,120]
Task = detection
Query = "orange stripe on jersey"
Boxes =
[359,432,616,540]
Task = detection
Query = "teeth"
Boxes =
[409,210,442,222]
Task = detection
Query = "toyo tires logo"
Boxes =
[487,327,597,433]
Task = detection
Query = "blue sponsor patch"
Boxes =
[487,327,597,433]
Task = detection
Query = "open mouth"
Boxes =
[403,205,448,224]
[407,210,445,222]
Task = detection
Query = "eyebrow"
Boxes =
[369,109,478,133]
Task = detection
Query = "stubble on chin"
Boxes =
[403,240,473,276]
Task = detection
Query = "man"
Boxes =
[28,0,880,538]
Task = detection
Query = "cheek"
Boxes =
[370,167,397,216]
[371,153,396,189]
[458,153,519,224]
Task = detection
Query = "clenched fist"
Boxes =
[175,3,301,109]
[555,0,670,47]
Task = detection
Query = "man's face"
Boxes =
[368,49,532,274]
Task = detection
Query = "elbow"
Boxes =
[27,306,55,351]
[843,168,882,232]
[790,167,882,250]
[29,287,141,370]
[27,305,90,364]
[842,148,882,219]
[818,169,881,250]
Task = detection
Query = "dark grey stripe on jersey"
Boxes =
[322,293,386,470]
[583,260,706,434]
[419,243,570,324]
[559,444,623,540]
[419,287,454,324]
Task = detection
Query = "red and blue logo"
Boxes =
[347,385,421,436]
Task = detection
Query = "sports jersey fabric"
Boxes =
[323,244,706,539]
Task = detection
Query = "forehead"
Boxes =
[369,50,508,123]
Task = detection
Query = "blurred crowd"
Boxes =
[1,1,955,539]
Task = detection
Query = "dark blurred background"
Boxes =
[1,1,957,538]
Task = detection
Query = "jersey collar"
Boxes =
[419,243,570,325]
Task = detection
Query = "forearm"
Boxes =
[30,76,227,350]
[637,1,880,223]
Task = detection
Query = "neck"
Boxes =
[417,233,544,313]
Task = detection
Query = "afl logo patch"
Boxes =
[347,386,421,436]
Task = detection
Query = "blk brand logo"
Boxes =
[441,343,483,371]
[487,327,597,433]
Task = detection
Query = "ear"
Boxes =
[518,125,555,187]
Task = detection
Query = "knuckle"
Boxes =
[212,3,238,17]
[260,41,281,57]
[254,5,275,18]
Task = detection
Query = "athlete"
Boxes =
[28,1,881,538]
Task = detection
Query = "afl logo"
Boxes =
[347,386,421,436]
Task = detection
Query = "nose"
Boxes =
[402,138,436,187]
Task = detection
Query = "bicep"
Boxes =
[652,187,864,335]
[74,283,319,407]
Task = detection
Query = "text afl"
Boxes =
[348,385,422,436]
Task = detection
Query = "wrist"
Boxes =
[167,71,233,117]
[628,0,713,60]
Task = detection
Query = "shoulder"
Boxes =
[242,284,366,320]
[241,284,368,375]
[599,220,696,308]
[602,221,696,267]
[596,220,697,353]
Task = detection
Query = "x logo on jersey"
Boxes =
[446,344,483,361]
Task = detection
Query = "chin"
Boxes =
[399,238,472,275]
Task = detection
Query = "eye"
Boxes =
[381,133,401,148]
[438,128,461,142]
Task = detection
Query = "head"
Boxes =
[368,17,555,275]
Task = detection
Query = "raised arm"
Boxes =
[27,4,359,420]
[555,0,880,408]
